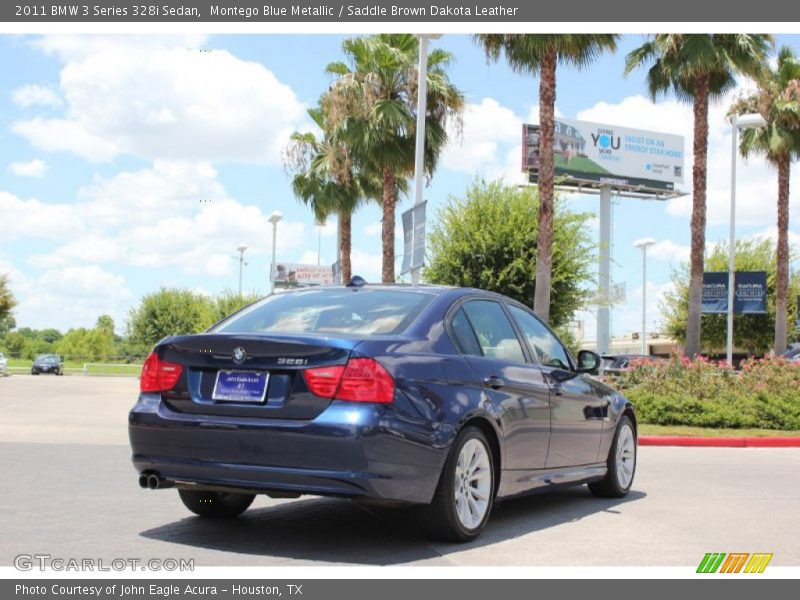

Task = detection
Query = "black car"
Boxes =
[129,283,637,542]
[601,354,652,376]
[31,354,63,375]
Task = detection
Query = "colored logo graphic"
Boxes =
[696,552,773,573]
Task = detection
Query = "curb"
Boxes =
[639,436,800,448]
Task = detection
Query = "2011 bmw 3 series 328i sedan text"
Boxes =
[129,282,637,542]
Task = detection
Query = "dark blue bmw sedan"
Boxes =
[129,282,637,541]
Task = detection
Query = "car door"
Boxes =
[449,299,551,470]
[506,305,605,468]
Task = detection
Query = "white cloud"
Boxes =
[11,84,61,108]
[350,248,383,282]
[0,192,84,241]
[364,221,382,237]
[8,159,47,178]
[14,35,305,163]
[648,239,690,264]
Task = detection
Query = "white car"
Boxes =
[0,352,7,376]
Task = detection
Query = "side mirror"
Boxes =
[577,350,601,374]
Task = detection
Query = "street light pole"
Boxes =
[235,244,248,295]
[268,211,283,295]
[410,33,441,285]
[727,113,766,365]
[634,238,656,356]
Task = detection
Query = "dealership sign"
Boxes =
[701,271,768,314]
[522,119,685,191]
[272,263,334,288]
[401,201,427,275]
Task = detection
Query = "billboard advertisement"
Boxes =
[522,118,685,191]
[702,272,769,314]
[272,263,334,289]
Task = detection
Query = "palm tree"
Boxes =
[729,46,800,354]
[475,35,619,324]
[285,106,377,283]
[324,34,464,283]
[625,34,773,357]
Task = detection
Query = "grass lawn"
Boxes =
[5,358,142,376]
[639,423,800,438]
[555,154,611,174]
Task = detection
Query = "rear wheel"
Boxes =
[178,489,255,518]
[588,415,636,498]
[418,426,495,542]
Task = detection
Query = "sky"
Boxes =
[1,33,799,340]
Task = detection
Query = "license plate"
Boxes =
[212,370,269,403]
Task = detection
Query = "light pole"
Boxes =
[410,33,441,285]
[315,217,326,266]
[634,238,656,355]
[235,244,248,295]
[268,211,283,295]
[728,113,766,364]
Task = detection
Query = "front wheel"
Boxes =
[417,426,495,542]
[588,415,637,498]
[178,489,255,518]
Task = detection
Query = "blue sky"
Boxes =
[1,34,798,340]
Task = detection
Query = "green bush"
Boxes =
[612,355,800,430]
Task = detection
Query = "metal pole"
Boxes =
[410,35,430,286]
[727,119,737,365]
[641,244,647,356]
[270,220,277,295]
[597,185,612,355]
[238,249,244,295]
[317,224,322,266]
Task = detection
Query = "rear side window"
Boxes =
[213,289,433,336]
[449,308,482,356]
[461,300,526,363]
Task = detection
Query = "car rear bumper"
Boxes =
[128,394,447,504]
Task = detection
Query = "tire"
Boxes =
[178,489,255,518]
[588,415,637,498]
[417,426,495,542]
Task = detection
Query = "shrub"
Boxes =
[612,355,800,430]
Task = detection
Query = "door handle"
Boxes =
[483,376,506,390]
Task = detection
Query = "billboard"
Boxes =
[522,118,685,192]
[272,263,334,289]
[702,272,768,314]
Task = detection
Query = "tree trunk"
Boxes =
[684,75,710,358]
[774,155,790,354]
[340,210,352,284]
[381,166,397,283]
[533,48,557,324]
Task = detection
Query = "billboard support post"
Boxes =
[597,186,612,355]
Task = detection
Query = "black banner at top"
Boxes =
[4,0,800,22]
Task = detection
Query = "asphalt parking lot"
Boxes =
[1,375,798,566]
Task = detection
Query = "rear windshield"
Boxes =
[212,289,433,336]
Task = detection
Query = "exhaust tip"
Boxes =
[147,474,160,490]
[138,474,149,489]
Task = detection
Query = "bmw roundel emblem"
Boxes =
[232,347,246,364]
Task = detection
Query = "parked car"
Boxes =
[783,343,800,360]
[129,282,637,542]
[0,352,7,376]
[31,354,63,376]
[601,354,653,376]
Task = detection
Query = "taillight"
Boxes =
[140,352,183,392]
[303,358,394,404]
[303,365,346,398]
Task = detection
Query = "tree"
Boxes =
[127,288,216,351]
[95,315,115,335]
[425,180,595,329]
[0,273,16,324]
[214,290,262,323]
[0,314,16,338]
[476,35,618,324]
[55,327,115,361]
[729,46,800,354]
[285,106,379,283]
[2,331,26,358]
[325,34,464,282]
[625,34,773,357]
[661,238,799,356]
